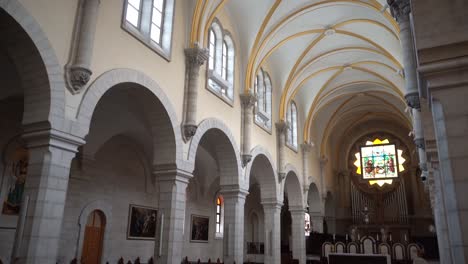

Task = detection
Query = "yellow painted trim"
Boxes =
[190,0,205,46]
[278,29,401,121]
[334,19,399,40]
[203,0,227,47]
[320,102,410,154]
[303,79,405,141]
[246,0,400,96]
[244,0,282,93]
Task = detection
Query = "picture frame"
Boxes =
[127,204,158,240]
[190,214,210,242]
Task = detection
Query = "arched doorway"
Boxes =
[81,210,106,264]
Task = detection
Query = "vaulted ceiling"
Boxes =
[191,0,411,155]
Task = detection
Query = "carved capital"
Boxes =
[320,156,328,166]
[242,154,252,167]
[183,123,198,140]
[68,66,92,94]
[405,92,421,110]
[184,43,209,67]
[240,93,257,109]
[275,121,288,135]
[278,172,286,182]
[301,142,314,153]
[414,138,426,150]
[387,0,411,23]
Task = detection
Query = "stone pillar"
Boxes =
[290,206,306,264]
[221,187,248,264]
[428,163,453,264]
[319,157,328,200]
[154,168,191,264]
[183,43,209,140]
[240,93,257,166]
[66,0,101,94]
[262,201,282,264]
[276,121,288,181]
[301,143,313,194]
[309,214,324,233]
[15,128,84,263]
[387,0,419,108]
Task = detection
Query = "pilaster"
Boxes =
[262,201,282,264]
[276,121,288,182]
[14,127,84,264]
[289,206,306,264]
[183,43,209,140]
[154,167,192,264]
[220,187,248,264]
[240,92,257,166]
[65,0,101,94]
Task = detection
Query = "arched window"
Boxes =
[206,20,235,104]
[254,68,272,130]
[215,195,224,237]
[208,29,216,70]
[123,0,175,59]
[287,101,298,149]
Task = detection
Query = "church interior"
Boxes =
[0,0,467,263]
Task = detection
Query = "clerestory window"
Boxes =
[123,0,175,60]
[254,68,272,131]
[286,101,298,150]
[206,20,235,105]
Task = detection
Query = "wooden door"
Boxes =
[82,210,105,264]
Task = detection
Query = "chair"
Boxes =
[335,242,346,253]
[407,243,421,261]
[392,243,406,262]
[347,242,359,253]
[378,243,391,255]
[322,242,334,259]
[360,236,376,254]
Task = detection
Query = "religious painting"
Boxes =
[127,204,157,240]
[2,146,29,215]
[360,144,398,180]
[190,215,209,242]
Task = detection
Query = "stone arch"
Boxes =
[245,145,279,201]
[76,200,112,261]
[187,118,242,187]
[307,183,321,214]
[74,69,184,168]
[283,164,304,208]
[0,1,66,129]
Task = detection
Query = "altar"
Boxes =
[328,253,390,264]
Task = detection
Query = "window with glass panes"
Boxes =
[123,0,174,58]
[216,197,222,233]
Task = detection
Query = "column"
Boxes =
[319,157,328,200]
[301,143,313,193]
[387,0,419,107]
[15,128,84,264]
[276,121,288,181]
[221,187,248,264]
[240,93,257,166]
[66,0,101,94]
[154,168,191,264]
[290,206,306,264]
[428,164,452,264]
[309,214,324,233]
[183,43,209,140]
[262,201,282,264]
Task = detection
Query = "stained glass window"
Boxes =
[353,138,406,187]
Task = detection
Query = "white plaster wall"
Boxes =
[59,136,157,263]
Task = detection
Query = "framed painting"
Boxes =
[190,214,209,242]
[127,204,157,240]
